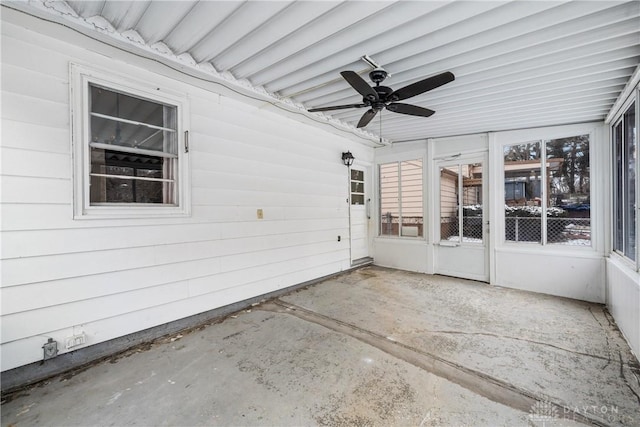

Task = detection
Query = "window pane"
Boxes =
[461,163,483,243]
[504,142,542,243]
[545,135,590,246]
[400,160,423,237]
[88,84,178,206]
[351,181,364,193]
[351,169,364,181]
[90,148,175,204]
[89,176,165,203]
[90,115,177,154]
[379,163,399,236]
[351,195,365,205]
[91,85,173,128]
[614,121,624,252]
[440,166,459,241]
[624,103,636,260]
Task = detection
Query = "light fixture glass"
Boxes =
[342,151,355,167]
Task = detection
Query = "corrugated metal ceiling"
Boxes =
[7,0,640,143]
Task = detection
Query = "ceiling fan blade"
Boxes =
[341,71,379,101]
[357,109,378,128]
[389,71,455,102]
[386,103,435,117]
[308,103,366,112]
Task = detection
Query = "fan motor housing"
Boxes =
[365,86,393,110]
[374,86,393,99]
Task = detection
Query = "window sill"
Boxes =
[608,252,638,273]
[74,205,190,220]
[495,243,601,259]
[375,236,426,243]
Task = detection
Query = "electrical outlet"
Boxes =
[257,209,263,219]
[65,333,86,349]
[43,338,58,360]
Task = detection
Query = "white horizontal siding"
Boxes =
[0,259,342,371]
[1,217,346,260]
[1,120,70,154]
[0,16,370,371]
[1,147,70,179]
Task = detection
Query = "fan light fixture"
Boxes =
[342,151,355,167]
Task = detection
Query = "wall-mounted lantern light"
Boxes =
[342,151,355,167]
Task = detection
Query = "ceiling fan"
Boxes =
[309,69,454,128]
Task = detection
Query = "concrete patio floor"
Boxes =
[2,266,639,426]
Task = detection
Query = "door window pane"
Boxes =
[440,163,483,243]
[440,166,459,241]
[350,169,365,205]
[461,163,483,243]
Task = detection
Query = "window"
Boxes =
[72,65,190,218]
[503,135,591,246]
[613,102,636,261]
[440,162,483,244]
[350,169,365,205]
[379,159,423,237]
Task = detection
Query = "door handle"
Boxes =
[366,198,371,219]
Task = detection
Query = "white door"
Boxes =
[350,166,370,263]
[435,155,489,282]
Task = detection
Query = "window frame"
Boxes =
[378,158,424,239]
[498,129,595,251]
[610,91,639,267]
[71,63,191,219]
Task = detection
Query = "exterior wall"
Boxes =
[374,142,428,271]
[606,256,640,358]
[494,248,605,302]
[374,125,607,302]
[0,11,374,372]
[605,76,640,360]
[489,123,608,303]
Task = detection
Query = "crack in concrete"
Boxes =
[619,352,640,406]
[261,300,609,427]
[591,307,640,405]
[417,328,620,366]
[588,306,613,370]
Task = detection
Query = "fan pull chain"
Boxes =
[379,110,383,144]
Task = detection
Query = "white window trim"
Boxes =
[70,63,191,219]
[609,87,640,270]
[491,123,599,252]
[377,157,425,239]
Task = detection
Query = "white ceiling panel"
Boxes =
[190,1,293,64]
[5,0,640,143]
[162,2,241,55]
[100,1,151,32]
[134,1,198,45]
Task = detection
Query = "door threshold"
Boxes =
[351,257,374,267]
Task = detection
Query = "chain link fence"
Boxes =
[505,217,591,245]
